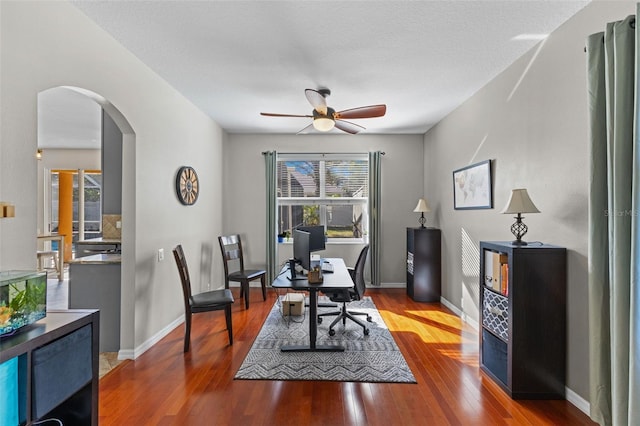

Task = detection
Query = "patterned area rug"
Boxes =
[235,296,416,383]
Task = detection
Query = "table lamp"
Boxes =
[413,198,431,228]
[501,189,539,245]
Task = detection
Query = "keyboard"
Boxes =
[321,262,334,273]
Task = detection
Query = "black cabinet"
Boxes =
[0,309,99,425]
[406,227,441,302]
[479,241,566,399]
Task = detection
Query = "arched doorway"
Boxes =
[37,86,136,357]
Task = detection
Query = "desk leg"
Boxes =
[280,289,344,353]
[309,289,318,349]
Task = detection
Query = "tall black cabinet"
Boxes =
[406,227,441,302]
[479,241,566,399]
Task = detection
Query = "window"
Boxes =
[277,153,368,241]
[50,171,103,244]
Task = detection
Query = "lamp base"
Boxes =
[510,214,528,246]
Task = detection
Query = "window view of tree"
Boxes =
[276,155,368,240]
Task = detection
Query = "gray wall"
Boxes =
[102,109,122,215]
[425,0,636,403]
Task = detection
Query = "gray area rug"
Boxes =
[235,295,417,383]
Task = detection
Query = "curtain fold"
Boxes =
[264,151,277,283]
[586,13,639,426]
[369,151,382,286]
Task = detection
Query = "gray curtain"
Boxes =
[369,151,383,286]
[264,151,277,283]
[586,13,640,426]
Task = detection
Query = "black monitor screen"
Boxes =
[293,229,311,273]
[296,225,325,252]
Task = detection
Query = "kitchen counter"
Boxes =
[69,254,121,351]
[75,239,121,258]
[77,237,121,244]
[69,253,121,264]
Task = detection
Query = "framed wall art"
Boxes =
[452,160,492,210]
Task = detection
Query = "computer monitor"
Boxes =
[296,225,325,252]
[291,229,311,280]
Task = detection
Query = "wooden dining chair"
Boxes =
[218,234,267,309]
[173,245,234,352]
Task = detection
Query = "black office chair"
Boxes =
[218,234,267,309]
[317,245,372,336]
[173,245,234,352]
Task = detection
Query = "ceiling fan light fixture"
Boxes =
[263,89,385,134]
[313,116,335,132]
[312,107,335,132]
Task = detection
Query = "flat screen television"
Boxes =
[0,271,47,337]
[290,229,311,280]
[296,225,325,252]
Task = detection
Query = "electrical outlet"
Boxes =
[158,248,164,262]
[116,221,122,229]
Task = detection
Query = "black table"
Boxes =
[271,257,353,352]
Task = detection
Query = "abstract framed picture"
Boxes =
[453,159,493,210]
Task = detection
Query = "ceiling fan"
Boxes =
[260,88,386,134]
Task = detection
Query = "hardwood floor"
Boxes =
[98,288,595,425]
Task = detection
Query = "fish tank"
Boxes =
[0,270,47,337]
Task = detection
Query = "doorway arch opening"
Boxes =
[37,85,136,357]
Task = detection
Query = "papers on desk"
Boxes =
[321,262,334,273]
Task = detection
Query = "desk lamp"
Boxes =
[501,189,540,245]
[413,198,431,228]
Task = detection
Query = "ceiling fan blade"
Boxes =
[335,119,365,134]
[305,89,328,115]
[296,123,315,135]
[335,104,387,120]
[260,112,312,118]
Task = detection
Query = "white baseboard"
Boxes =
[367,282,406,288]
[566,386,590,417]
[117,348,135,360]
[118,315,184,360]
[440,296,461,316]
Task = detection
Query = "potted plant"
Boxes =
[277,231,290,243]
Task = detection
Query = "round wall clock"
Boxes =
[176,166,199,205]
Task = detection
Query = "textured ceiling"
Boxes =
[64,0,590,136]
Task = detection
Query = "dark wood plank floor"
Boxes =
[99,288,595,425]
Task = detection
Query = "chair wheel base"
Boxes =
[367,316,372,322]
[329,328,336,336]
[364,328,370,336]
[318,317,323,324]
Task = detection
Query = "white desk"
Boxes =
[37,233,65,278]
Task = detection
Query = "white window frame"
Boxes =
[277,153,369,244]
